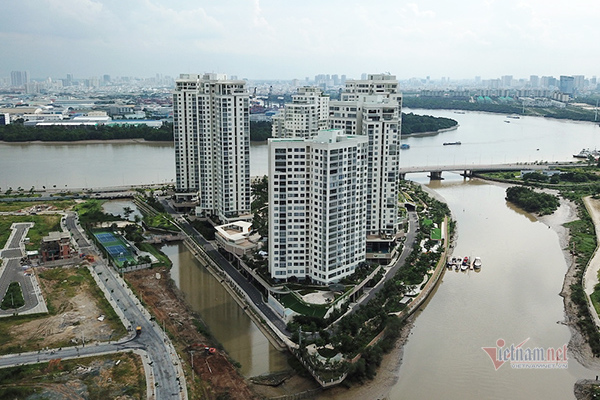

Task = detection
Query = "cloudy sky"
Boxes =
[1,0,598,81]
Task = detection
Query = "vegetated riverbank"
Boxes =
[324,178,598,400]
[0,138,163,145]
[475,169,600,373]
[403,97,600,122]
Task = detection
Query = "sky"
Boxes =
[1,0,599,81]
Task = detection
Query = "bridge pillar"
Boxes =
[429,171,443,180]
[462,170,472,177]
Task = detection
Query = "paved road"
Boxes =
[160,199,292,338]
[63,212,187,399]
[345,210,418,314]
[0,336,145,369]
[0,223,46,316]
[161,199,419,341]
[0,214,188,399]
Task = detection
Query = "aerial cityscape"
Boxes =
[1,1,600,400]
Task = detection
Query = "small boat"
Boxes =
[506,115,521,119]
[473,257,482,269]
[461,256,469,271]
[400,143,410,149]
[572,148,600,159]
[443,141,461,146]
[504,120,511,123]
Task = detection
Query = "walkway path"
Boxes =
[582,196,600,328]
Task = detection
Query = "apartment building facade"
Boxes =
[173,73,251,222]
[271,87,329,138]
[268,130,368,285]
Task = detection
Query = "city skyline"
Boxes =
[1,0,599,81]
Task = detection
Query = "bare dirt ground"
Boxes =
[0,352,145,400]
[1,266,122,354]
[126,267,257,400]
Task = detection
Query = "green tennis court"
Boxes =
[93,231,136,267]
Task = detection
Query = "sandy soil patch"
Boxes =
[302,291,335,305]
[0,266,123,354]
[0,352,145,400]
[125,267,257,400]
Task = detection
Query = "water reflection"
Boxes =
[388,174,592,400]
[160,242,288,377]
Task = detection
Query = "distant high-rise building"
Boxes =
[268,129,368,284]
[559,75,575,95]
[271,87,330,139]
[541,76,557,88]
[573,75,585,90]
[0,113,10,125]
[173,73,251,223]
[501,75,513,88]
[530,75,539,88]
[10,70,29,87]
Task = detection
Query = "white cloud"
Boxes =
[0,0,598,79]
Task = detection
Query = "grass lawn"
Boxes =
[1,282,25,310]
[0,214,61,250]
[280,293,328,318]
[139,242,172,268]
[0,200,74,213]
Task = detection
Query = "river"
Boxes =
[2,110,599,396]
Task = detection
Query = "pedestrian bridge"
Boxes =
[398,161,580,180]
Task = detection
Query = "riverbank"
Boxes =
[562,196,600,371]
[0,138,170,145]
[483,180,600,370]
[401,125,459,138]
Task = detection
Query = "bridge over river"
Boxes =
[398,161,581,180]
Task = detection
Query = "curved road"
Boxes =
[0,223,46,316]
[0,213,187,399]
[63,212,187,399]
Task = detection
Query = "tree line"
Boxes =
[401,112,457,134]
[403,96,599,122]
[0,123,174,142]
[0,116,459,143]
[505,186,560,215]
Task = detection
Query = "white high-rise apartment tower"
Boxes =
[173,73,251,223]
[271,87,329,138]
[268,130,368,284]
[330,74,402,242]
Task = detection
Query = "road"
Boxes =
[0,336,145,368]
[63,212,187,399]
[347,210,419,311]
[161,200,293,338]
[160,199,420,341]
[0,222,47,316]
[0,213,187,399]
